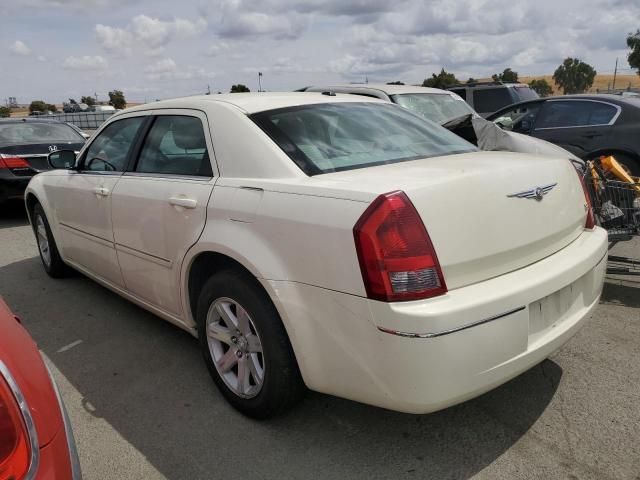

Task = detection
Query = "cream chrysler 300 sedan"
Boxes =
[25,93,607,418]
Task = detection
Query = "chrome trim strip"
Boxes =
[44,362,82,479]
[377,306,526,339]
[0,360,40,479]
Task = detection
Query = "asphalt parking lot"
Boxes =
[1,200,639,480]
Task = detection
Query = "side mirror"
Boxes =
[48,150,76,169]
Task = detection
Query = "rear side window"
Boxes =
[536,101,618,129]
[473,88,514,113]
[83,117,145,172]
[136,116,212,177]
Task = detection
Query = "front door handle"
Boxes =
[93,186,110,197]
[169,196,197,209]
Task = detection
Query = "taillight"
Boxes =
[0,375,31,480]
[353,190,447,302]
[573,165,595,230]
[0,156,30,169]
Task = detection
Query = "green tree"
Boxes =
[230,84,250,93]
[422,69,459,89]
[628,30,640,75]
[29,100,47,113]
[552,58,597,94]
[108,90,126,109]
[0,106,11,118]
[46,103,57,113]
[492,68,518,83]
[81,96,96,107]
[466,77,478,84]
[68,98,77,104]
[528,79,553,97]
[386,81,405,85]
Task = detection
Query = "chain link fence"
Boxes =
[48,111,114,129]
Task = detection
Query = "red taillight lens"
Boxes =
[0,156,30,169]
[574,166,595,230]
[0,376,30,480]
[353,190,447,302]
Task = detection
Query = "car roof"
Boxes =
[122,92,385,115]
[306,84,451,95]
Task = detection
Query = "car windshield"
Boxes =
[513,86,539,102]
[390,93,475,124]
[0,122,84,146]
[251,102,477,175]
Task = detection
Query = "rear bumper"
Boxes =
[269,227,608,413]
[0,175,31,203]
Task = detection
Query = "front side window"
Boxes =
[83,117,145,172]
[473,88,514,113]
[136,116,212,177]
[391,93,475,124]
[493,102,542,133]
[251,102,477,175]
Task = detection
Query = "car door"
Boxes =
[490,101,543,134]
[110,111,216,317]
[531,100,620,157]
[51,115,147,287]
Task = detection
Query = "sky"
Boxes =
[1,0,639,104]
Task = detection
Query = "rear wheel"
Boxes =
[196,270,304,419]
[32,204,72,278]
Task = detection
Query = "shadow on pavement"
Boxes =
[0,200,29,229]
[0,256,562,480]
[601,281,640,309]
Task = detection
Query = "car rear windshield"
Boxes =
[250,102,477,175]
[513,86,539,102]
[0,122,84,146]
[390,93,475,124]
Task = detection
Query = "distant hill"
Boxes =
[519,74,640,95]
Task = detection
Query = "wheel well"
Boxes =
[25,193,39,220]
[187,252,260,323]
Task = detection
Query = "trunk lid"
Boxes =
[312,151,588,290]
[0,142,84,175]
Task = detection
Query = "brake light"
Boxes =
[353,190,447,302]
[574,166,595,230]
[0,375,30,480]
[0,156,30,169]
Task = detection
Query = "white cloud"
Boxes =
[9,40,31,56]
[144,58,214,81]
[37,55,47,62]
[63,55,108,70]
[145,57,177,74]
[96,15,207,56]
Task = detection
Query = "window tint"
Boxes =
[450,88,466,100]
[136,116,212,177]
[83,117,144,172]
[0,122,84,146]
[536,101,618,129]
[250,102,477,175]
[473,88,514,113]
[492,102,542,133]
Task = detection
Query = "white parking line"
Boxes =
[57,340,83,353]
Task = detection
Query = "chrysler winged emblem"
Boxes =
[507,183,557,201]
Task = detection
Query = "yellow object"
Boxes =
[600,155,640,193]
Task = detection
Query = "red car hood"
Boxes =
[0,298,63,446]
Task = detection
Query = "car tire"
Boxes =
[196,269,305,419]
[32,204,72,278]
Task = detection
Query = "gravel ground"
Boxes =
[1,200,639,480]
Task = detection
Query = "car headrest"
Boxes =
[172,119,206,150]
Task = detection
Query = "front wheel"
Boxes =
[196,270,305,419]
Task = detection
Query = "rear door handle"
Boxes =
[169,196,197,209]
[93,186,110,197]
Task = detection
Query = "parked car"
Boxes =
[26,93,607,418]
[0,297,81,479]
[487,94,640,175]
[0,119,86,205]
[93,105,116,113]
[448,81,539,117]
[300,84,476,124]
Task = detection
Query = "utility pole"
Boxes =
[612,58,618,92]
[94,92,98,103]
[258,72,263,92]
[206,84,211,95]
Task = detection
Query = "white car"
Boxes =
[25,93,607,418]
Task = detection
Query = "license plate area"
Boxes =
[528,282,578,345]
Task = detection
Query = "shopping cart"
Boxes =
[582,156,640,276]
